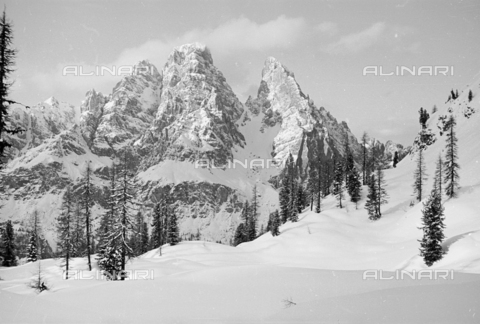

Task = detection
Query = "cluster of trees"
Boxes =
[233,184,261,246]
[55,154,181,280]
[448,89,459,101]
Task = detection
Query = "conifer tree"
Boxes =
[289,178,299,222]
[468,89,473,102]
[141,221,149,254]
[413,149,428,202]
[81,161,93,271]
[167,207,180,246]
[2,220,16,266]
[0,9,25,168]
[97,163,117,264]
[347,166,362,208]
[433,155,443,199]
[343,135,355,186]
[332,161,344,208]
[114,153,137,278]
[248,184,259,240]
[443,115,460,198]
[315,162,322,213]
[270,210,280,237]
[419,190,445,266]
[374,167,389,218]
[56,186,74,278]
[151,202,164,252]
[365,175,378,220]
[361,132,369,185]
[279,177,290,224]
[296,182,306,213]
[71,200,85,257]
[393,151,399,168]
[26,210,40,262]
[233,223,246,246]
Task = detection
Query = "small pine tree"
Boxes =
[279,177,290,224]
[393,151,399,168]
[361,132,369,185]
[413,149,428,202]
[167,210,179,246]
[450,89,456,100]
[443,115,460,198]
[332,161,344,208]
[2,220,16,266]
[365,175,378,220]
[270,210,280,237]
[468,89,473,102]
[347,167,362,208]
[233,223,246,246]
[26,210,40,262]
[296,182,307,213]
[419,190,445,266]
[56,186,74,278]
[455,89,459,99]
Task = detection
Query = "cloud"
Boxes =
[323,22,386,55]
[315,22,338,37]
[114,15,307,67]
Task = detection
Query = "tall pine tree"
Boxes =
[413,149,428,202]
[2,220,16,266]
[56,186,74,278]
[332,161,344,208]
[347,166,362,208]
[443,115,460,198]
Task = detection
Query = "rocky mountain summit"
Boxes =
[0,43,405,246]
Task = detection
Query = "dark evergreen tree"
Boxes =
[0,10,25,168]
[26,210,40,262]
[374,167,389,218]
[433,155,443,199]
[332,161,344,208]
[81,161,93,271]
[56,186,74,278]
[455,89,459,99]
[296,182,307,213]
[450,89,456,100]
[361,132,369,185]
[413,149,428,202]
[315,161,322,213]
[468,89,473,102]
[393,151,399,168]
[150,202,164,252]
[2,220,16,266]
[279,177,290,224]
[248,184,259,240]
[419,190,445,266]
[233,223,246,246]
[71,200,85,257]
[418,107,430,129]
[167,208,179,246]
[141,221,149,254]
[97,163,117,265]
[365,175,378,220]
[443,115,460,198]
[270,210,280,237]
[343,135,355,186]
[347,166,362,208]
[111,152,137,279]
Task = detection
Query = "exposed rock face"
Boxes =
[1,44,401,246]
[245,57,363,174]
[368,138,411,165]
[140,43,245,169]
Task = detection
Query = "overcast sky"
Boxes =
[4,0,480,145]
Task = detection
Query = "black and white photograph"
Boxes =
[0,0,479,323]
